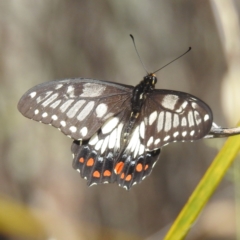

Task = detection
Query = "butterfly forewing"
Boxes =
[18,78,133,140]
[140,89,213,150]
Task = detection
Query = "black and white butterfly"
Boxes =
[18,74,240,190]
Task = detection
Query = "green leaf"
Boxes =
[164,124,240,240]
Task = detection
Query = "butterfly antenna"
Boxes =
[130,34,149,75]
[152,47,191,74]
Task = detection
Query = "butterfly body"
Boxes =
[18,74,213,189]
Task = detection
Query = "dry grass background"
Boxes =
[0,1,240,239]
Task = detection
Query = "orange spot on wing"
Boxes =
[120,173,125,179]
[79,157,84,163]
[93,171,100,178]
[103,170,111,177]
[125,174,132,181]
[136,163,143,172]
[144,164,149,170]
[115,162,124,174]
[87,158,94,166]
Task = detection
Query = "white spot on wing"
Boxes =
[182,101,188,109]
[149,111,157,125]
[101,117,119,134]
[77,101,94,121]
[89,133,99,145]
[96,103,108,118]
[191,102,198,109]
[164,112,172,132]
[42,93,58,107]
[95,139,103,151]
[188,111,194,127]
[34,109,39,115]
[204,114,210,121]
[30,92,36,98]
[101,136,109,154]
[139,144,145,155]
[67,85,75,97]
[157,112,164,132]
[109,129,117,149]
[81,83,106,97]
[52,115,58,120]
[173,114,179,128]
[60,99,74,113]
[127,126,140,151]
[190,130,195,136]
[67,100,85,118]
[173,132,179,137]
[194,111,202,125]
[147,136,153,147]
[182,131,187,137]
[42,112,48,118]
[60,121,66,127]
[164,136,170,141]
[55,84,63,89]
[80,127,88,137]
[89,182,97,187]
[162,95,179,110]
[181,117,187,126]
[154,139,160,145]
[69,126,77,132]
[36,91,53,103]
[50,99,61,108]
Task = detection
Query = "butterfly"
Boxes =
[20,71,238,190]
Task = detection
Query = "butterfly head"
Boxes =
[143,73,157,87]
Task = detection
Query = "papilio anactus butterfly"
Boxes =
[18,38,240,190]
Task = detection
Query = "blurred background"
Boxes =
[0,1,240,239]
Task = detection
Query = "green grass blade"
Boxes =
[164,124,240,240]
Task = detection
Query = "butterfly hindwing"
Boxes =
[72,140,117,185]
[71,110,131,186]
[113,123,161,189]
[115,149,161,190]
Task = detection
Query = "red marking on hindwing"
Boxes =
[93,171,100,178]
[125,174,132,181]
[103,170,111,177]
[115,162,124,174]
[144,164,149,170]
[87,158,94,166]
[136,163,143,172]
[79,157,84,163]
